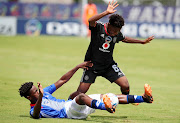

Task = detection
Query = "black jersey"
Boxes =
[84,22,125,71]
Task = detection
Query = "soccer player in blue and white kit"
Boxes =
[19,61,153,119]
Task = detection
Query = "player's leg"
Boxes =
[75,93,115,113]
[114,76,130,95]
[68,69,97,100]
[116,94,145,104]
[68,82,91,100]
[116,84,153,104]
[103,62,130,95]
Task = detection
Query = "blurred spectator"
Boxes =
[83,0,97,37]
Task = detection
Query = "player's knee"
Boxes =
[121,84,130,95]
[68,91,82,100]
[75,93,87,105]
[78,93,86,102]
[121,82,129,89]
[121,89,129,95]
[78,93,86,98]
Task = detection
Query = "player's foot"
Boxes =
[102,94,115,113]
[143,84,153,103]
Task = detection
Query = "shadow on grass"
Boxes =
[19,115,42,120]
[84,115,128,123]
[19,115,128,122]
[19,115,30,118]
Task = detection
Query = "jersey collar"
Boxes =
[30,104,35,107]
[104,23,110,36]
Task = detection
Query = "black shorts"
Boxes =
[80,62,125,83]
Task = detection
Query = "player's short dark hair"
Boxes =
[19,82,33,98]
[109,14,124,28]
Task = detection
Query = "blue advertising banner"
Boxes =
[1,2,180,38]
[17,18,87,36]
[122,23,180,39]
[17,18,180,38]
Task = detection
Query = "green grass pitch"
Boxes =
[0,35,180,123]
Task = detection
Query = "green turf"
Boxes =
[0,35,180,123]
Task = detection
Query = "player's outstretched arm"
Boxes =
[32,82,43,119]
[88,0,119,27]
[54,61,93,90]
[122,36,154,44]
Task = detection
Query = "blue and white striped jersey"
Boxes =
[30,84,71,118]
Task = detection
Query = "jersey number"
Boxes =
[112,65,120,72]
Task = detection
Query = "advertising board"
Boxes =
[0,16,17,35]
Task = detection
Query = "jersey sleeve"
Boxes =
[30,107,42,118]
[116,32,125,43]
[89,22,102,32]
[43,84,56,94]
[84,41,93,61]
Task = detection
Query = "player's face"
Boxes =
[29,85,39,100]
[107,24,121,36]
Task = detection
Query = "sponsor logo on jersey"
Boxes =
[84,75,89,81]
[100,34,105,38]
[99,48,110,52]
[102,42,110,49]
[105,36,112,43]
[102,36,112,49]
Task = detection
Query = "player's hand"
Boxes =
[106,0,119,14]
[37,82,44,96]
[142,35,155,44]
[77,61,93,70]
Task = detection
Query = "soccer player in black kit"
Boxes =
[69,0,154,99]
